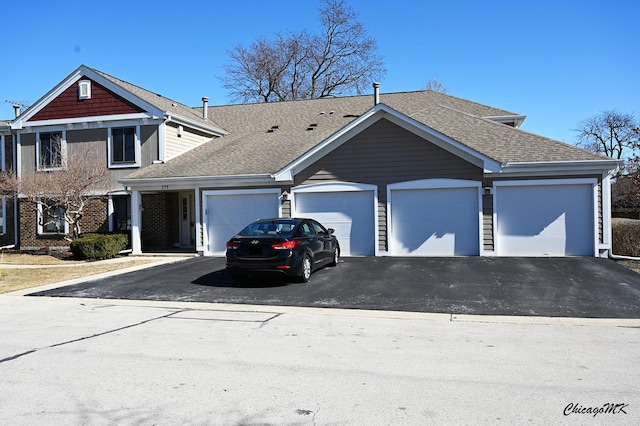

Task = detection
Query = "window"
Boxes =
[37,131,65,170]
[109,126,140,167]
[112,196,131,231]
[39,200,67,234]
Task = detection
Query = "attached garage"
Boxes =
[388,180,482,256]
[203,189,281,255]
[494,179,597,256]
[292,183,377,256]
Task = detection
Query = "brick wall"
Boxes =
[17,197,109,250]
[141,192,178,249]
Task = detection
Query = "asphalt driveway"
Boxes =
[29,256,640,318]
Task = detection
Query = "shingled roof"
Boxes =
[91,67,227,135]
[123,89,610,180]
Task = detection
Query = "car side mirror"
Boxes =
[328,228,335,234]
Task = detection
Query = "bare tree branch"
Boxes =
[0,148,110,241]
[221,0,386,103]
[575,110,639,160]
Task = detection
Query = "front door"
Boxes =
[179,192,195,247]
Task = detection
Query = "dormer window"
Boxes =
[78,80,91,100]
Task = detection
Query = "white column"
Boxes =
[195,185,204,254]
[107,195,114,233]
[131,190,142,254]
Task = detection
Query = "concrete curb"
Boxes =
[3,293,639,328]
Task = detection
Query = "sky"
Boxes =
[1,0,638,144]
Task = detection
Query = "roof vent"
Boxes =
[78,80,91,100]
[202,96,209,120]
[373,82,380,106]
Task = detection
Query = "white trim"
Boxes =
[202,188,282,256]
[107,123,141,168]
[483,115,527,128]
[131,190,142,254]
[291,182,379,256]
[492,178,599,257]
[120,174,277,191]
[166,114,228,137]
[498,160,621,177]
[19,115,161,131]
[387,179,483,256]
[0,196,5,235]
[158,121,166,163]
[0,134,4,170]
[600,174,612,255]
[195,185,204,254]
[107,196,114,233]
[78,80,92,100]
[35,128,67,171]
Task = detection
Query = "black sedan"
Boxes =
[225,218,340,283]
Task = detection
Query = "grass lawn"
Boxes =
[0,253,157,294]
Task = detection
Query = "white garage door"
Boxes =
[293,185,376,256]
[495,182,595,256]
[389,182,480,256]
[205,191,280,255]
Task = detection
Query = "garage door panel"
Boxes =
[496,184,594,256]
[206,193,279,255]
[294,191,375,256]
[391,187,480,256]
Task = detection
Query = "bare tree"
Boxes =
[575,112,640,213]
[222,0,386,102]
[425,77,447,94]
[0,147,110,241]
[575,110,639,160]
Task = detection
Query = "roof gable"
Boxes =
[11,65,227,136]
[30,77,144,121]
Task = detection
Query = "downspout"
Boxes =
[609,252,640,261]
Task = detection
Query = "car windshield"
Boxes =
[238,220,298,237]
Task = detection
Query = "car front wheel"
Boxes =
[298,256,312,283]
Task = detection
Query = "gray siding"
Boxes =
[20,133,36,176]
[19,125,159,192]
[141,125,158,166]
[294,118,483,251]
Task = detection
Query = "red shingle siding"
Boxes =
[31,77,143,121]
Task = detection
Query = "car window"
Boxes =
[311,221,328,235]
[300,222,315,236]
[239,221,297,237]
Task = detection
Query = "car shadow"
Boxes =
[192,269,292,288]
